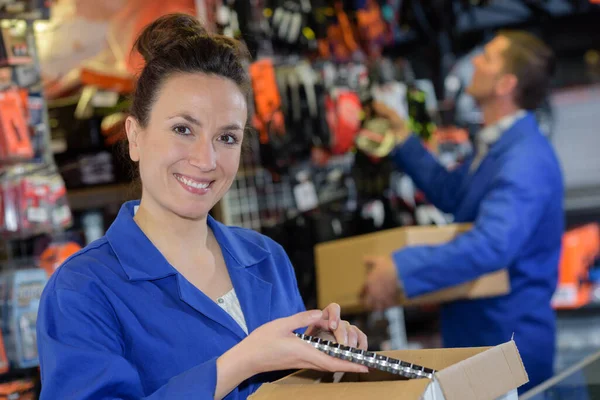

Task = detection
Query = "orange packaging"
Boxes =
[0,328,9,375]
[249,59,285,144]
[0,89,33,160]
[552,223,600,309]
[0,379,35,400]
[40,242,82,278]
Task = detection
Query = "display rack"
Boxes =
[0,4,67,395]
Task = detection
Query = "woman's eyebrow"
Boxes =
[220,123,243,131]
[167,113,202,126]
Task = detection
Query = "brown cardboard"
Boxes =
[249,341,528,400]
[314,224,510,311]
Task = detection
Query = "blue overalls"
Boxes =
[37,201,306,399]
[391,113,564,393]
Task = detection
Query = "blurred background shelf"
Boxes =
[66,184,137,212]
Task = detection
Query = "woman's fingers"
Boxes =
[347,325,359,348]
[298,341,369,373]
[357,328,369,351]
[322,303,342,330]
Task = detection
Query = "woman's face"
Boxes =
[126,73,247,220]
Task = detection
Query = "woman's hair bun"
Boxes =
[134,13,208,63]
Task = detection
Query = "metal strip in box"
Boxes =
[295,333,436,380]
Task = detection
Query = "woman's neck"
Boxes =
[133,198,211,264]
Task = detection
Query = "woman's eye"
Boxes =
[220,133,239,145]
[174,125,191,136]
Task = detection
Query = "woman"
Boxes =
[37,13,368,400]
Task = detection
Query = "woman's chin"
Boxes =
[173,206,211,221]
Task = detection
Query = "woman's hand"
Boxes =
[215,309,369,399]
[305,303,368,350]
[224,310,368,376]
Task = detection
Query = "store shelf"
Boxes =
[66,184,138,212]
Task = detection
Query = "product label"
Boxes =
[17,282,45,307]
[552,285,578,307]
[52,205,71,226]
[26,207,47,223]
[293,181,319,212]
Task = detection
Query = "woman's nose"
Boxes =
[188,138,217,171]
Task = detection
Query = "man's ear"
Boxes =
[125,116,141,162]
[496,73,518,98]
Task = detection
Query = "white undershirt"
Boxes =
[470,110,526,173]
[133,205,248,334]
[216,288,248,334]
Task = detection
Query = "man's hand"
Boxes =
[372,101,412,145]
[361,255,401,311]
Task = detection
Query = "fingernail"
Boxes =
[360,367,369,373]
[331,321,338,330]
[310,310,323,319]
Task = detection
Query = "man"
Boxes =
[361,31,563,393]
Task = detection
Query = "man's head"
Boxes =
[466,30,555,110]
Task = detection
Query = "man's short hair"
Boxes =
[498,30,556,110]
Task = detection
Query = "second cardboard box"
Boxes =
[315,224,510,312]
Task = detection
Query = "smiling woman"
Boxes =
[36,12,368,400]
[127,72,247,220]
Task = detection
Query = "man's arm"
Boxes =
[394,160,553,298]
[392,135,471,214]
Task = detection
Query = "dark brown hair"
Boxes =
[130,13,251,127]
[123,13,253,190]
[499,30,555,110]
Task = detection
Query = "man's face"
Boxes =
[466,36,512,103]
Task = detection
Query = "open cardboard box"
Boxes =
[250,340,528,400]
[315,224,510,311]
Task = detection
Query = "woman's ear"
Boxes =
[125,116,141,162]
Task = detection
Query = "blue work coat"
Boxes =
[391,113,564,393]
[37,201,306,399]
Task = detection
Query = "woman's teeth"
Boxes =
[175,175,210,189]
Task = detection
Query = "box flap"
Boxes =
[435,341,529,400]
[249,379,430,400]
[379,346,490,371]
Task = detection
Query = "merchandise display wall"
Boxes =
[0,0,600,398]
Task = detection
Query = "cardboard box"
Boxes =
[315,224,510,311]
[250,340,528,400]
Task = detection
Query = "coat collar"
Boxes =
[106,200,270,281]
[488,112,539,157]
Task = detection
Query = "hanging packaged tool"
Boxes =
[249,59,291,173]
[295,61,331,156]
[0,88,33,162]
[266,0,317,52]
[355,0,391,58]
[407,87,436,141]
[0,23,32,66]
[326,88,362,155]
[0,0,50,20]
[320,1,362,62]
[39,240,82,278]
[1,266,47,369]
[0,164,72,238]
[216,0,241,38]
